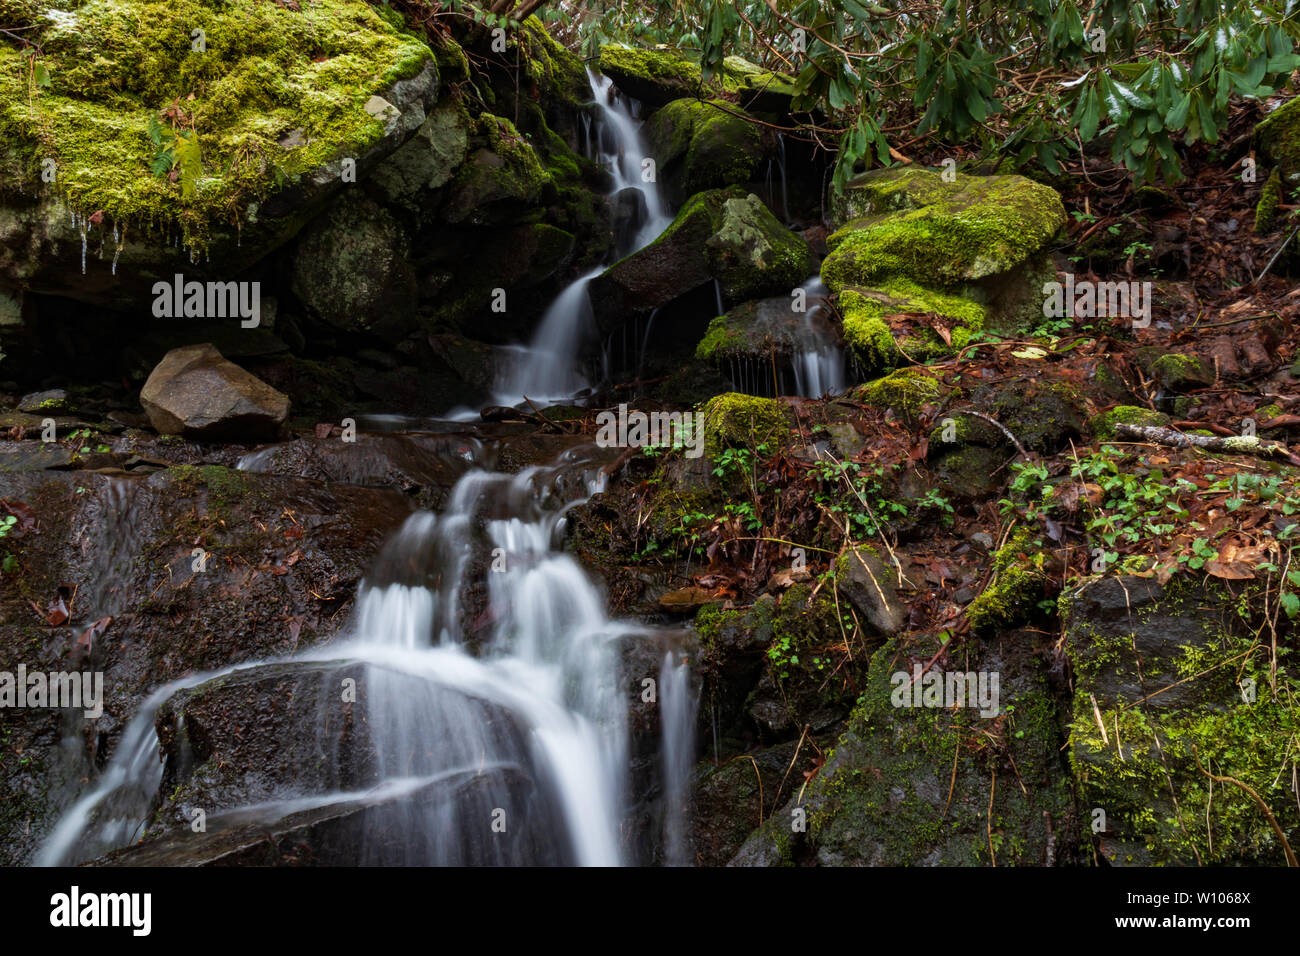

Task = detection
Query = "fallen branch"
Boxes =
[1192,746,1297,867]
[958,410,1029,459]
[1113,423,1300,466]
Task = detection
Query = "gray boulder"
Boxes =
[140,343,289,441]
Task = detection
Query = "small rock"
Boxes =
[140,343,289,442]
[835,546,905,636]
[658,586,716,612]
[0,444,75,472]
[17,389,72,414]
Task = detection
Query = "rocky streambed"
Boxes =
[2,2,1298,868]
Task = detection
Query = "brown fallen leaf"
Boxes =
[1205,560,1255,580]
[76,616,112,656]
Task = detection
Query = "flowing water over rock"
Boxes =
[493,69,673,409]
[790,277,847,398]
[39,443,695,866]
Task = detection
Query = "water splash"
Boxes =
[39,448,694,867]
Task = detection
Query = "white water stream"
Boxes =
[493,69,673,409]
[40,448,695,866]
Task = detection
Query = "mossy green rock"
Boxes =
[699,392,789,458]
[854,367,943,422]
[694,292,837,367]
[731,632,1073,865]
[598,46,703,107]
[589,188,812,329]
[966,529,1047,634]
[839,280,987,373]
[710,193,814,302]
[1257,95,1300,183]
[0,0,437,303]
[720,56,797,114]
[1137,349,1214,391]
[1065,574,1300,865]
[822,167,1064,332]
[644,99,763,203]
[440,114,552,225]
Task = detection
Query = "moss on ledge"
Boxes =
[699,392,789,458]
[854,367,943,421]
[966,528,1047,634]
[0,0,433,248]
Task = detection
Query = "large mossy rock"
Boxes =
[589,188,813,330]
[730,631,1074,866]
[439,113,554,225]
[720,56,797,114]
[1257,96,1300,184]
[644,99,764,204]
[1064,574,1300,866]
[823,167,1065,333]
[289,193,417,341]
[0,0,439,305]
[140,343,290,441]
[694,293,839,368]
[598,46,704,107]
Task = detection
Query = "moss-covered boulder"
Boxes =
[589,188,813,330]
[1257,95,1300,185]
[598,46,703,107]
[439,114,553,225]
[1065,574,1300,865]
[853,367,944,423]
[0,0,438,305]
[710,192,815,301]
[699,391,790,459]
[694,292,841,373]
[289,193,417,341]
[644,99,764,203]
[731,631,1074,865]
[720,56,797,114]
[839,280,987,373]
[1136,350,1215,391]
[823,167,1065,334]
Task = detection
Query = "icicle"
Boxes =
[77,215,87,275]
[111,224,124,277]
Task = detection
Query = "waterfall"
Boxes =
[659,649,695,865]
[39,446,694,867]
[791,277,846,398]
[493,69,672,409]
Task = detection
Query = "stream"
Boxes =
[37,68,697,868]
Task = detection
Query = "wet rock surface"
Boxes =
[140,344,291,442]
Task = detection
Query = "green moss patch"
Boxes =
[0,0,433,248]
[699,391,789,458]
[1091,405,1171,440]
[822,167,1064,296]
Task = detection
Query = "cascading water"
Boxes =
[39,445,696,867]
[791,277,847,398]
[493,68,672,409]
[39,68,698,870]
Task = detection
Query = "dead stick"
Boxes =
[1114,423,1300,465]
